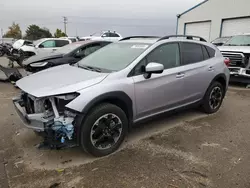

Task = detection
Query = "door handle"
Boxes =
[176,72,185,78]
[208,66,214,71]
[52,49,57,51]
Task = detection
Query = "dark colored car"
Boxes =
[211,36,231,46]
[23,40,111,73]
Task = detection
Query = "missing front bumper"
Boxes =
[13,96,54,131]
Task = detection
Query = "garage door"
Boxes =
[185,21,211,42]
[221,17,250,37]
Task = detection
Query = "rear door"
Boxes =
[55,40,70,50]
[178,42,216,104]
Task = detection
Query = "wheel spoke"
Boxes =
[90,113,123,150]
[209,86,222,110]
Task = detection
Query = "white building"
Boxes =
[177,0,250,42]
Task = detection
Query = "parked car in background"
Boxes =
[218,34,250,84]
[23,40,111,73]
[80,31,122,42]
[12,39,33,54]
[19,38,72,61]
[211,36,231,46]
[60,37,79,43]
[14,35,229,157]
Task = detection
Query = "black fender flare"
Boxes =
[205,73,227,98]
[74,91,133,143]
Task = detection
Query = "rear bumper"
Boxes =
[13,96,53,131]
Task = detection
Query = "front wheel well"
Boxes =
[74,93,133,144]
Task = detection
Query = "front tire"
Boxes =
[80,103,128,157]
[201,81,224,114]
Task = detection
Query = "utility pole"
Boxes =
[1,28,3,43]
[63,16,68,35]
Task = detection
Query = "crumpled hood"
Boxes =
[23,52,64,66]
[20,45,36,53]
[16,64,109,97]
[218,46,250,54]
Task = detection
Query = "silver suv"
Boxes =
[13,35,230,156]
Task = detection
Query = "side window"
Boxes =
[102,32,110,37]
[56,40,70,47]
[180,43,203,65]
[110,33,120,37]
[206,46,216,57]
[75,43,102,57]
[147,43,180,69]
[39,40,56,48]
[202,45,210,60]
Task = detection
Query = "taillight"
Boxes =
[224,58,230,67]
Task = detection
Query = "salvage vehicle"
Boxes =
[18,38,72,62]
[80,31,122,42]
[218,34,250,84]
[13,35,229,157]
[211,36,231,46]
[23,40,111,74]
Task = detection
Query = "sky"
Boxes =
[0,0,203,37]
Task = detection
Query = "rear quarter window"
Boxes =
[206,46,216,57]
[56,40,70,47]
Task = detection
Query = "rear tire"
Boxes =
[201,81,224,114]
[80,103,128,157]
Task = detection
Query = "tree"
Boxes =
[54,29,67,38]
[24,24,52,40]
[3,22,22,39]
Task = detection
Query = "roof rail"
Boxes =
[158,35,207,42]
[120,36,160,41]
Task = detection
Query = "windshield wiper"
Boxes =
[224,44,237,46]
[78,64,102,72]
[238,44,250,46]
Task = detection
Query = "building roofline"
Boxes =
[177,0,209,18]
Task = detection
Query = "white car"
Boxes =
[19,38,72,57]
[60,37,79,43]
[80,31,122,42]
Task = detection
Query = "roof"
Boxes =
[178,0,209,17]
[119,38,159,44]
[72,40,112,45]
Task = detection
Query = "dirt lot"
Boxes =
[1,59,250,187]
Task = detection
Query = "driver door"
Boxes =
[132,43,184,120]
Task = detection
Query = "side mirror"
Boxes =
[39,44,44,48]
[144,62,164,79]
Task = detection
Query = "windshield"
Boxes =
[55,43,82,54]
[212,37,230,44]
[78,42,150,71]
[224,35,250,46]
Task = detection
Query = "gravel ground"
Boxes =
[1,58,250,188]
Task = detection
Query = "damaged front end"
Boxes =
[13,92,79,149]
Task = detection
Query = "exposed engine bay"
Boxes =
[13,92,79,149]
